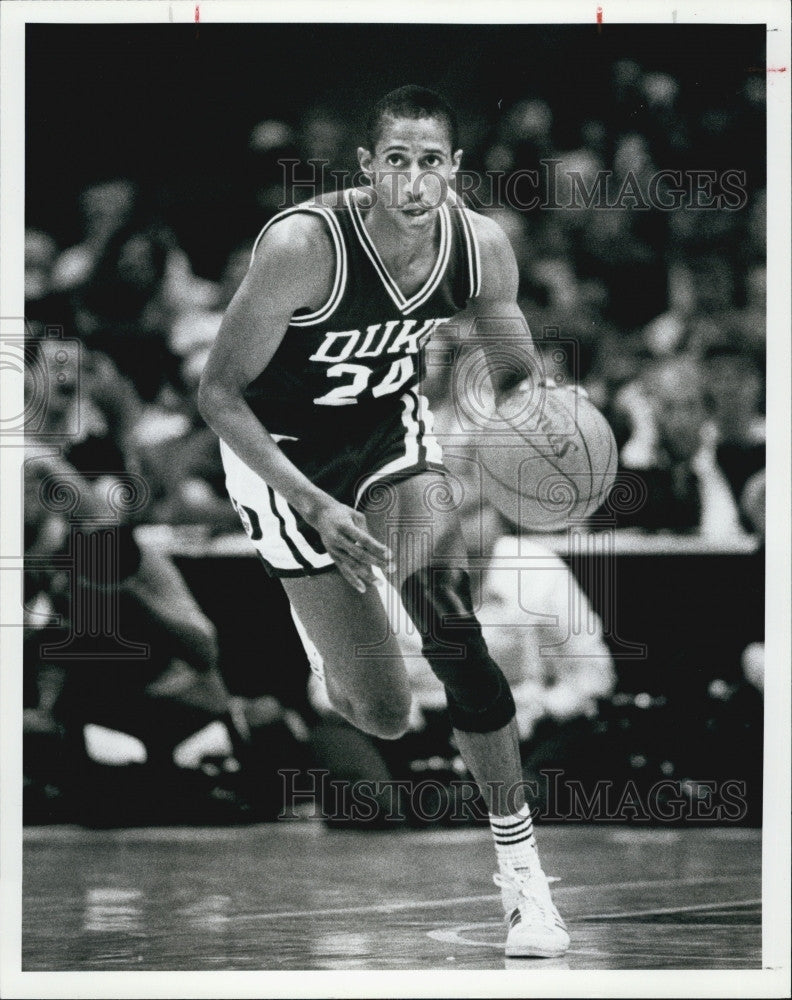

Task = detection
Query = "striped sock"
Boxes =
[489,803,540,873]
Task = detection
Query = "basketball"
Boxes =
[477,383,617,531]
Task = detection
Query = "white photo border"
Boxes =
[1,2,789,998]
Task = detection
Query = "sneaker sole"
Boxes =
[505,943,570,959]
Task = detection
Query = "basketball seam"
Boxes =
[603,426,615,505]
[495,418,572,490]
[574,401,595,510]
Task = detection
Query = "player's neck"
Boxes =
[361,197,438,265]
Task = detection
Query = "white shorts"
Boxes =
[219,389,445,578]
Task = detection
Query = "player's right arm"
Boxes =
[197,214,390,592]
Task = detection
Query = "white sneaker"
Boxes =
[494,864,570,958]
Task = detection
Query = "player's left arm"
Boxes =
[450,212,542,410]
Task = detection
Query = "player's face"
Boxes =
[358,116,462,230]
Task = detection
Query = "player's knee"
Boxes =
[400,565,517,733]
[444,673,516,733]
[326,686,411,740]
[356,707,411,740]
[353,692,412,740]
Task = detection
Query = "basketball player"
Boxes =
[198,86,569,958]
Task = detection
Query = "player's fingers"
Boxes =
[336,537,378,569]
[333,557,368,594]
[343,523,392,566]
[351,509,368,529]
[326,532,376,582]
[333,551,376,589]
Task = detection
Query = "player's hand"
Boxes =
[311,498,393,593]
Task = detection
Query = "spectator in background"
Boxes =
[703,344,765,509]
[24,229,71,331]
[640,255,738,361]
[299,106,353,178]
[73,220,179,398]
[639,71,687,165]
[735,263,767,353]
[26,229,58,303]
[22,450,249,821]
[681,256,741,356]
[27,335,144,485]
[51,178,137,293]
[54,178,215,306]
[520,144,615,378]
[741,640,764,695]
[24,342,234,737]
[248,119,299,215]
[131,243,252,527]
[617,355,745,535]
[744,188,766,267]
[485,98,555,182]
[56,180,216,398]
[641,255,764,370]
[739,468,765,694]
[133,346,240,530]
[584,336,655,452]
[577,133,668,329]
[168,242,251,360]
[607,59,647,138]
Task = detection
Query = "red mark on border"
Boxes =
[194,4,200,23]
[596,6,603,33]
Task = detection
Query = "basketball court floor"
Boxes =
[22,824,761,971]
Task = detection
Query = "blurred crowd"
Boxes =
[23,57,765,826]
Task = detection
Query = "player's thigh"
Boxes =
[281,569,409,707]
[361,472,469,585]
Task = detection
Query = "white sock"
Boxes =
[489,803,540,873]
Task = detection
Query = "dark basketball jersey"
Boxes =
[244,187,482,437]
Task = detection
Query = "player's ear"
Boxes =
[358,146,374,178]
[450,149,463,176]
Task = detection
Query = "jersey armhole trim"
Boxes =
[456,203,482,300]
[249,204,348,327]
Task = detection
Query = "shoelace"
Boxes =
[493,869,558,926]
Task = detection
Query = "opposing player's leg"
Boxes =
[361,470,569,958]
[281,570,412,741]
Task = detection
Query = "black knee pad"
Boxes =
[400,566,516,733]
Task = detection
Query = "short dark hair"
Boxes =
[366,85,459,154]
